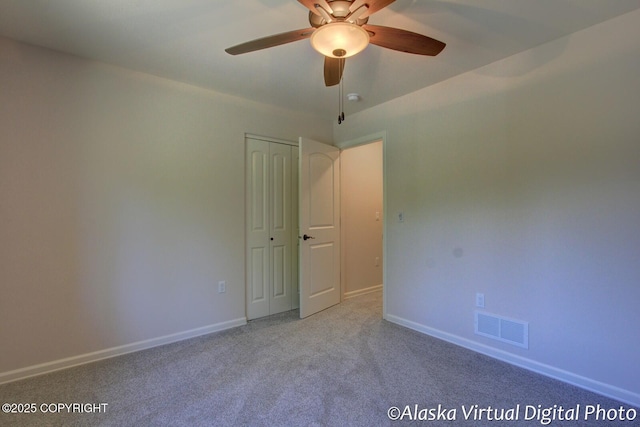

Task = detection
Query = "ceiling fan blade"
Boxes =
[350,0,396,18]
[298,0,333,16]
[363,24,445,56]
[225,27,315,55]
[324,57,345,87]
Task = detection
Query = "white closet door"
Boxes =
[246,138,270,320]
[268,142,293,315]
[246,137,297,320]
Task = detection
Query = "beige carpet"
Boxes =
[0,291,636,426]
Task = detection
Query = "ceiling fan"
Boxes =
[225,0,446,86]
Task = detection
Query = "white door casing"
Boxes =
[299,137,341,318]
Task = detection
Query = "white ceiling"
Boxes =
[1,0,638,120]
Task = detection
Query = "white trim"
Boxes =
[343,284,383,300]
[0,317,247,385]
[386,314,640,408]
[245,133,297,146]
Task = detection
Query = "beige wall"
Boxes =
[340,141,383,298]
[335,10,640,406]
[0,36,332,378]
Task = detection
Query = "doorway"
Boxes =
[340,139,384,301]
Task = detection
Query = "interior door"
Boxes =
[246,137,297,320]
[299,137,341,318]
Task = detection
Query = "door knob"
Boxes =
[302,234,315,241]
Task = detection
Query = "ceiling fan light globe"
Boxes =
[310,22,369,58]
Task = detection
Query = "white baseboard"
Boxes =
[385,314,640,408]
[0,317,247,385]
[343,284,383,300]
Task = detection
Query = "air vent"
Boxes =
[475,312,529,349]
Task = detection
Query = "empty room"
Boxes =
[1,1,639,426]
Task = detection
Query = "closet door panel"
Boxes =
[269,143,292,315]
[246,139,270,320]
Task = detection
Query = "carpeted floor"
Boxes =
[0,291,636,426]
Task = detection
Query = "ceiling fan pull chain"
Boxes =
[338,74,344,123]
[341,80,345,122]
[338,58,345,124]
[337,59,342,124]
[337,75,342,124]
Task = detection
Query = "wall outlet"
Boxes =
[398,211,405,223]
[218,281,226,294]
[375,257,380,267]
[476,293,485,308]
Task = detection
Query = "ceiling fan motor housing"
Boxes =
[309,1,369,27]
